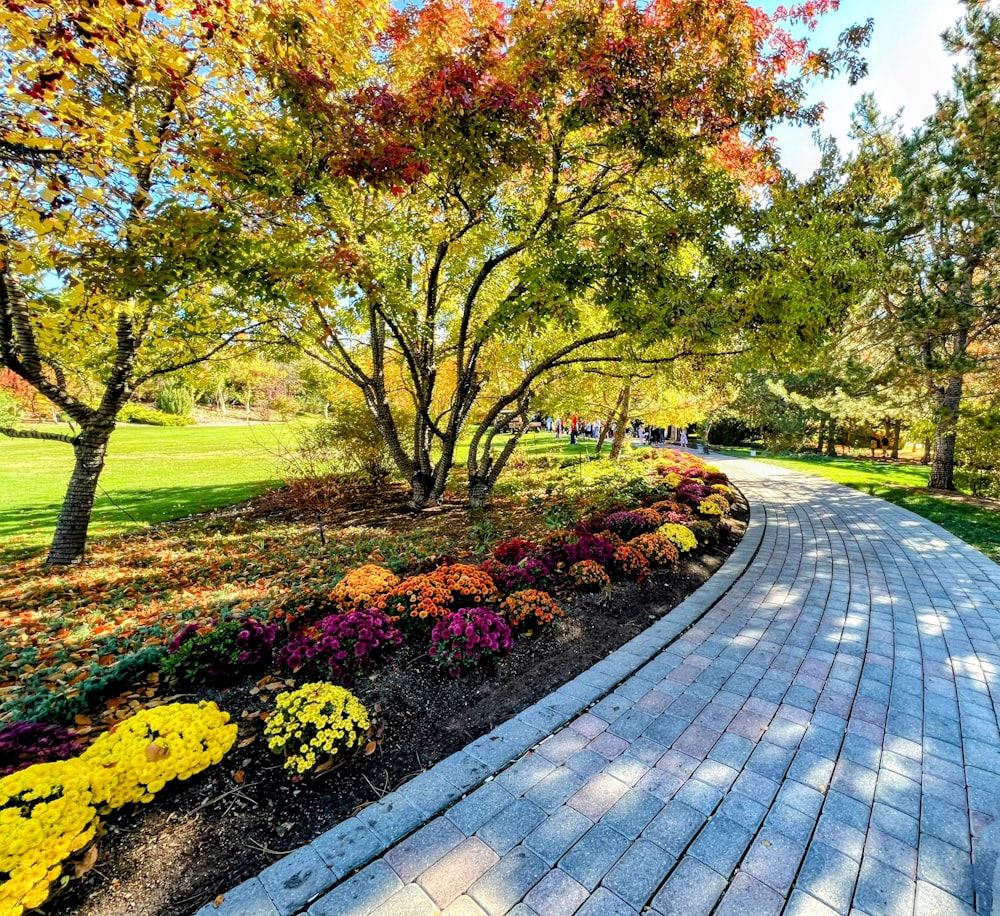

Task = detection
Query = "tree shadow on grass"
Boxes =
[0,481,275,563]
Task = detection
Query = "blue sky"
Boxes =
[765,0,965,176]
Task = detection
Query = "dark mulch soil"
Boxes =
[53,501,748,916]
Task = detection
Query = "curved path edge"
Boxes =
[195,496,768,916]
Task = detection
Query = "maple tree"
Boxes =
[0,0,385,565]
[234,0,869,508]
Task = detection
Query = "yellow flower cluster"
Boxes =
[265,683,370,775]
[657,523,699,554]
[330,564,400,613]
[0,760,98,916]
[0,701,236,914]
[697,494,730,517]
[663,472,684,489]
[712,483,734,498]
[84,701,238,809]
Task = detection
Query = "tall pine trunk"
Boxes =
[825,420,837,457]
[48,425,114,566]
[817,418,826,454]
[928,375,963,490]
[891,420,901,460]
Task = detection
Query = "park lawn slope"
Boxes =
[741,451,1000,563]
[0,424,286,560]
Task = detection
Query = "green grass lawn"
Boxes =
[0,424,624,562]
[718,448,1000,563]
[1,424,287,561]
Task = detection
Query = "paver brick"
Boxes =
[307,861,402,916]
[523,804,593,866]
[468,846,549,916]
[447,781,517,836]
[649,856,726,916]
[558,823,631,890]
[852,855,915,916]
[566,772,629,820]
[601,838,674,910]
[385,817,466,882]
[416,837,500,908]
[477,797,547,855]
[521,868,589,916]
[796,839,859,914]
[714,873,785,916]
[259,845,333,915]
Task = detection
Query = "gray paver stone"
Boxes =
[307,860,402,916]
[468,846,549,916]
[258,845,332,916]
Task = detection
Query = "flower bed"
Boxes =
[0,447,742,914]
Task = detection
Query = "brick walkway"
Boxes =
[199,457,1000,916]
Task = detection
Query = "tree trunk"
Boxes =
[609,381,631,460]
[825,419,837,457]
[817,418,826,455]
[468,475,491,509]
[891,420,901,460]
[596,386,626,458]
[921,438,932,464]
[47,426,114,566]
[927,375,963,490]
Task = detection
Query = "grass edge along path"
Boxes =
[718,448,1000,563]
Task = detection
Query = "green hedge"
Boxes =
[120,403,195,427]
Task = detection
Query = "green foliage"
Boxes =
[955,408,1000,498]
[120,403,195,427]
[11,648,165,725]
[288,405,406,488]
[155,385,196,417]
[0,389,23,426]
[161,621,243,686]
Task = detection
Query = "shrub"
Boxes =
[287,405,407,488]
[0,759,99,916]
[567,559,611,591]
[688,520,719,547]
[278,608,402,685]
[611,545,650,581]
[265,683,371,775]
[155,384,195,417]
[539,532,617,570]
[380,564,499,628]
[0,722,83,777]
[432,564,500,608]
[629,533,680,567]
[657,523,699,554]
[481,556,556,593]
[379,573,454,626]
[161,617,279,685]
[120,403,195,427]
[493,538,537,566]
[697,493,730,517]
[676,479,713,506]
[589,509,659,540]
[429,608,513,677]
[83,701,237,809]
[500,590,564,630]
[330,565,400,613]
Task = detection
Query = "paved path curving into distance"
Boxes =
[199,455,1000,916]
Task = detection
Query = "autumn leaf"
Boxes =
[364,740,377,756]
[146,742,170,761]
[74,845,99,878]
